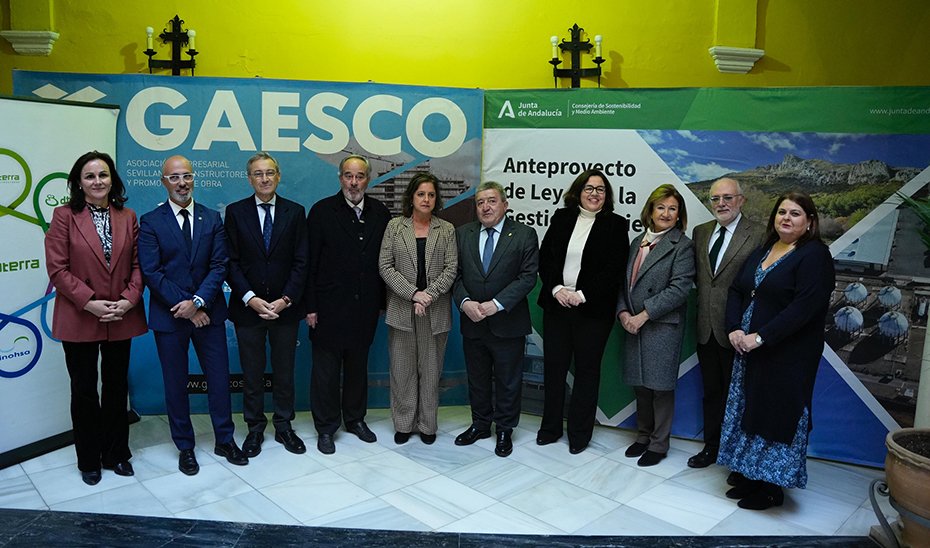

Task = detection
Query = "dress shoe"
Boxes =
[726,479,762,499]
[275,429,306,454]
[687,449,717,469]
[420,433,436,445]
[455,426,492,446]
[242,432,264,458]
[727,471,746,486]
[178,449,199,476]
[536,431,561,446]
[569,443,588,455]
[346,421,377,443]
[394,432,411,445]
[637,450,666,467]
[317,433,335,454]
[214,441,249,466]
[625,441,649,458]
[495,430,514,457]
[103,461,134,476]
[737,484,784,510]
[81,470,101,486]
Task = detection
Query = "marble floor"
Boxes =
[0,406,893,539]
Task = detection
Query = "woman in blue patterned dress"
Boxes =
[716,191,835,510]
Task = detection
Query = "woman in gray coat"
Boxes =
[617,184,695,467]
[379,173,458,445]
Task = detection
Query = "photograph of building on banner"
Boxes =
[12,70,485,415]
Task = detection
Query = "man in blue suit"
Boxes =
[226,152,308,457]
[139,155,248,475]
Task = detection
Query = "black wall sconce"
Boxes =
[549,24,605,88]
[144,15,198,76]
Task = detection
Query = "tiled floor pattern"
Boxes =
[0,406,892,538]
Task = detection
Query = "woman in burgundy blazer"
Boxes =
[45,151,147,486]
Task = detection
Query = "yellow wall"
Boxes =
[2,0,930,94]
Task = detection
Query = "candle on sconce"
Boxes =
[550,36,558,59]
[145,27,154,50]
[594,35,602,58]
[187,29,196,51]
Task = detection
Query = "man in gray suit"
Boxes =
[688,176,765,469]
[452,181,539,458]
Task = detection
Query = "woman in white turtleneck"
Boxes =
[617,184,695,467]
[537,169,629,454]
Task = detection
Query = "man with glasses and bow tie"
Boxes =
[687,176,764,471]
[139,155,247,476]
[304,155,390,455]
[225,152,309,458]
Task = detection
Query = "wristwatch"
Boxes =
[755,334,763,346]
[192,296,205,309]
[281,295,292,308]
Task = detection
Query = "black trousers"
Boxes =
[310,341,370,435]
[462,333,525,431]
[236,321,299,434]
[539,307,613,446]
[62,339,132,472]
[696,337,735,453]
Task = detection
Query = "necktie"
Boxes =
[708,226,725,274]
[353,205,362,220]
[482,227,495,274]
[179,209,192,252]
[260,203,272,251]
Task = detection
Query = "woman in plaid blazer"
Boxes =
[378,173,458,445]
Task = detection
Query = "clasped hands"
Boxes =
[84,299,133,323]
[247,296,288,320]
[618,310,649,335]
[170,299,211,328]
[412,291,432,317]
[461,299,499,323]
[554,288,583,308]
[728,330,761,354]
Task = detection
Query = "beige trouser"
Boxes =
[388,311,448,435]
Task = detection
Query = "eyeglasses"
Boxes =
[582,185,606,195]
[164,173,194,184]
[708,194,742,204]
[250,169,278,179]
[341,173,368,182]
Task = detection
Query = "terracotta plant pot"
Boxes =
[885,427,930,547]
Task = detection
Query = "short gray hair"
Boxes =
[246,151,279,174]
[475,181,506,202]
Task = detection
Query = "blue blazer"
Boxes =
[139,201,229,332]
